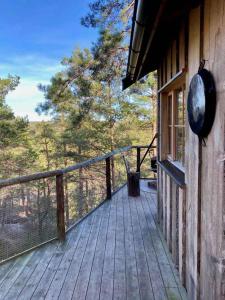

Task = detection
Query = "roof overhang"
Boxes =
[122,0,201,90]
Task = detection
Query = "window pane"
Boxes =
[168,95,172,125]
[176,89,184,126]
[168,95,172,155]
[175,126,185,165]
[168,127,173,155]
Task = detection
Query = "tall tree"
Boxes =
[0,76,32,178]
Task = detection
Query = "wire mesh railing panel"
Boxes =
[64,161,107,230]
[125,148,137,172]
[112,154,127,193]
[140,147,157,179]
[0,144,157,263]
[0,178,57,263]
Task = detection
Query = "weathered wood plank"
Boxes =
[166,287,182,300]
[171,182,178,266]
[199,1,225,299]
[4,248,49,300]
[31,252,65,299]
[166,175,171,247]
[57,213,95,300]
[85,202,111,300]
[99,193,117,300]
[44,222,86,299]
[135,193,168,299]
[0,260,17,286]
[163,170,167,235]
[71,205,104,300]
[17,242,59,299]
[128,189,154,300]
[178,187,186,286]
[113,190,126,300]
[56,174,66,241]
[122,187,140,300]
[186,6,201,300]
[0,253,34,299]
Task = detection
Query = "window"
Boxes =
[167,86,185,166]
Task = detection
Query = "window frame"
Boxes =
[166,84,186,170]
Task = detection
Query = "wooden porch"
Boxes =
[0,181,186,300]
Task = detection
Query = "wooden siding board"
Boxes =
[199,0,225,299]
[185,6,201,300]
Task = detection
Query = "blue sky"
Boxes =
[0,0,98,121]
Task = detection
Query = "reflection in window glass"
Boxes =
[175,89,185,165]
[168,95,172,155]
[176,89,184,125]
[166,87,185,166]
[175,127,185,164]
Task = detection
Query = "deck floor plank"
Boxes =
[4,247,50,300]
[17,242,59,300]
[99,191,117,300]
[71,205,105,300]
[128,187,155,300]
[122,187,140,300]
[45,221,86,300]
[135,193,168,300]
[0,181,187,300]
[58,214,95,300]
[0,252,34,299]
[113,190,126,300]
[85,201,111,300]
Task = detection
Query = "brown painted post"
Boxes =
[106,157,111,199]
[136,147,141,173]
[56,174,65,241]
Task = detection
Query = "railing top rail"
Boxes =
[0,145,134,188]
[0,141,158,189]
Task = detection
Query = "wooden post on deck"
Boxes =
[56,174,66,241]
[136,147,141,173]
[106,157,112,199]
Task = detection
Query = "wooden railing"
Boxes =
[0,141,157,262]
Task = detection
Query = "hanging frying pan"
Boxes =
[187,68,216,137]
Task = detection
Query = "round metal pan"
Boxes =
[187,68,216,137]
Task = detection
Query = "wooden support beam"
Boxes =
[56,174,66,241]
[136,147,141,173]
[105,157,112,199]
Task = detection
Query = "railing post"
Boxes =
[56,174,65,241]
[106,157,112,199]
[136,147,141,173]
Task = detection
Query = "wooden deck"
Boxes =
[0,181,187,300]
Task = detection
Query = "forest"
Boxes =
[0,0,157,262]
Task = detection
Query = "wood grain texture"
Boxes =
[199,0,225,299]
[186,7,201,300]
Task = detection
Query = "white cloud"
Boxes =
[1,54,64,121]
[0,54,63,81]
[6,78,51,122]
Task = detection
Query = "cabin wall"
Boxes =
[185,7,201,300]
[200,0,225,299]
[157,1,225,299]
[157,19,187,288]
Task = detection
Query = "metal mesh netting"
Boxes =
[0,178,57,263]
[0,146,155,263]
[112,153,128,193]
[64,161,107,229]
[140,147,157,179]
